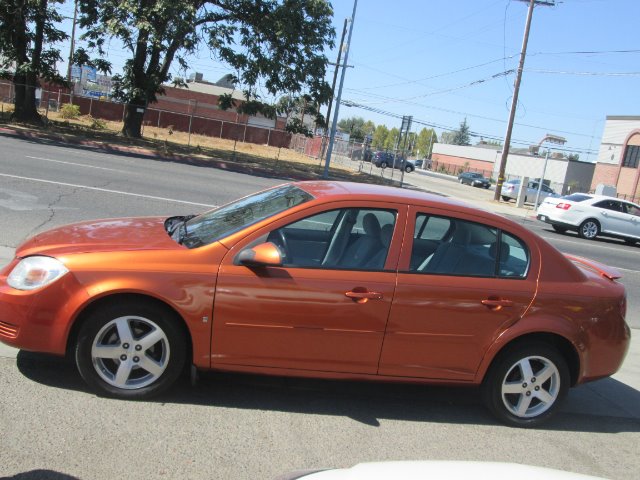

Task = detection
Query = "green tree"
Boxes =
[415,128,437,157]
[0,0,67,123]
[79,0,335,138]
[371,124,388,149]
[384,127,400,151]
[337,116,368,142]
[275,94,323,137]
[452,118,471,145]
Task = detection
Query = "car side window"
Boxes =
[625,204,640,216]
[498,232,530,278]
[594,200,622,212]
[268,208,397,271]
[409,214,530,278]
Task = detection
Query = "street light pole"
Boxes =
[533,133,566,209]
[533,148,550,209]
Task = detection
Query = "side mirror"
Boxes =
[236,242,283,267]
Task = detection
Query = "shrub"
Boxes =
[88,116,107,130]
[60,103,81,119]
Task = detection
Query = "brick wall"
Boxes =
[590,163,619,191]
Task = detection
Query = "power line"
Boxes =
[526,69,640,76]
[339,98,597,155]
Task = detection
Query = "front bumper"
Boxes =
[0,260,89,355]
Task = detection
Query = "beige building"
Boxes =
[591,116,640,202]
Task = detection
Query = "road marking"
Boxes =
[25,156,129,173]
[537,232,640,254]
[0,173,217,208]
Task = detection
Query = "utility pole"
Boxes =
[319,18,348,164]
[323,0,358,179]
[66,0,79,101]
[494,0,555,201]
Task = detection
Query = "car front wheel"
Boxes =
[380,161,388,169]
[405,165,413,173]
[459,179,464,184]
[578,219,600,240]
[75,300,187,399]
[482,344,569,427]
[501,196,511,202]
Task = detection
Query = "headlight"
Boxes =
[7,256,69,291]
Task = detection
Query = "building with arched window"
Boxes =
[591,116,640,203]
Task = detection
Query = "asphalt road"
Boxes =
[1,134,639,480]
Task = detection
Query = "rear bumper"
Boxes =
[536,214,577,230]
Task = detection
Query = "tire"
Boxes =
[578,219,600,240]
[75,300,187,399]
[459,179,464,184]
[405,165,413,173]
[552,225,567,234]
[624,238,637,246]
[482,344,569,427]
[501,196,511,202]
[380,161,388,169]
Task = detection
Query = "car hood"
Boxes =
[16,217,180,257]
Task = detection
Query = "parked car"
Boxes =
[276,461,606,480]
[458,172,491,189]
[537,193,640,244]
[0,182,630,427]
[372,151,414,173]
[501,179,557,203]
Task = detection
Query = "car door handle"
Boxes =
[481,299,513,308]
[345,290,384,303]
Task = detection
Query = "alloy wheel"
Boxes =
[91,315,170,390]
[501,355,560,418]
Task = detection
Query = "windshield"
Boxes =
[182,185,313,248]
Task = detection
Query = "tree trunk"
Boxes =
[122,103,145,138]
[11,74,42,124]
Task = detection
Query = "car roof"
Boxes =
[294,181,496,216]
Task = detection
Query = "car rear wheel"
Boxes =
[501,196,511,202]
[578,219,600,240]
[380,161,388,169]
[459,179,464,184]
[405,165,413,173]
[75,301,187,399]
[552,225,567,234]
[482,344,569,427]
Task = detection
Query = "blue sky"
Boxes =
[55,0,640,161]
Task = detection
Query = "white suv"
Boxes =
[537,193,640,244]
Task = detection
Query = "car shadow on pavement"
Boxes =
[0,470,80,480]
[16,350,640,433]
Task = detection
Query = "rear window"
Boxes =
[562,193,592,202]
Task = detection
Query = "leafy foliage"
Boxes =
[78,0,335,137]
[452,118,471,145]
[337,116,374,143]
[60,103,81,119]
[415,128,438,157]
[0,0,68,122]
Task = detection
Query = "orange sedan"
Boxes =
[0,181,630,427]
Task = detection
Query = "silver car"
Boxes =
[501,179,557,204]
